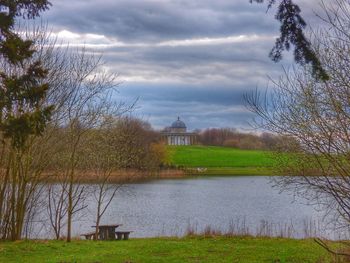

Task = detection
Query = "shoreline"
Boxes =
[183,166,275,176]
[40,167,276,184]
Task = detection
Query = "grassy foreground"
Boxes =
[0,236,335,263]
[169,146,276,176]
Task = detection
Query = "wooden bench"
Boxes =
[115,231,133,240]
[80,232,97,240]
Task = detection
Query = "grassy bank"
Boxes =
[0,236,336,263]
[169,146,276,176]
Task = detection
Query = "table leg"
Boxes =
[101,229,107,240]
[108,228,115,240]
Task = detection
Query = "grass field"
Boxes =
[169,146,273,167]
[0,236,336,263]
[168,146,275,176]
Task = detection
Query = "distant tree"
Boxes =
[251,0,328,81]
[150,142,170,167]
[198,128,279,150]
[236,135,264,150]
[111,117,166,170]
[260,132,279,149]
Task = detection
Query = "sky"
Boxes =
[41,0,321,131]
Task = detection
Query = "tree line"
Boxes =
[196,128,288,150]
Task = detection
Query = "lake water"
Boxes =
[33,176,346,239]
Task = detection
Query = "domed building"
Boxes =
[162,117,197,145]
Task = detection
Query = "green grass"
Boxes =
[169,146,273,167]
[0,236,335,263]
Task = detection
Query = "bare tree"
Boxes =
[50,47,130,242]
[46,183,68,239]
[245,0,350,233]
[78,115,169,241]
[83,122,123,240]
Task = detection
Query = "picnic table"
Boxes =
[115,231,133,240]
[91,224,122,240]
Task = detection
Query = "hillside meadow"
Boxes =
[168,146,276,175]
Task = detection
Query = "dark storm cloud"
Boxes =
[42,0,320,129]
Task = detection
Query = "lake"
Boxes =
[33,176,345,239]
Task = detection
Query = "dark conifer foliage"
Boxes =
[251,0,329,81]
[0,1,53,149]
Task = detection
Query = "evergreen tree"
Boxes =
[251,0,329,81]
[0,0,52,149]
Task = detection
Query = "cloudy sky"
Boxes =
[42,0,320,131]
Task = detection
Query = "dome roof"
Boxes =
[171,117,186,128]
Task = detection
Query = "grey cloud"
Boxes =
[101,38,284,86]
[118,84,252,106]
[45,0,278,42]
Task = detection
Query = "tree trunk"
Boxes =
[66,180,73,242]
